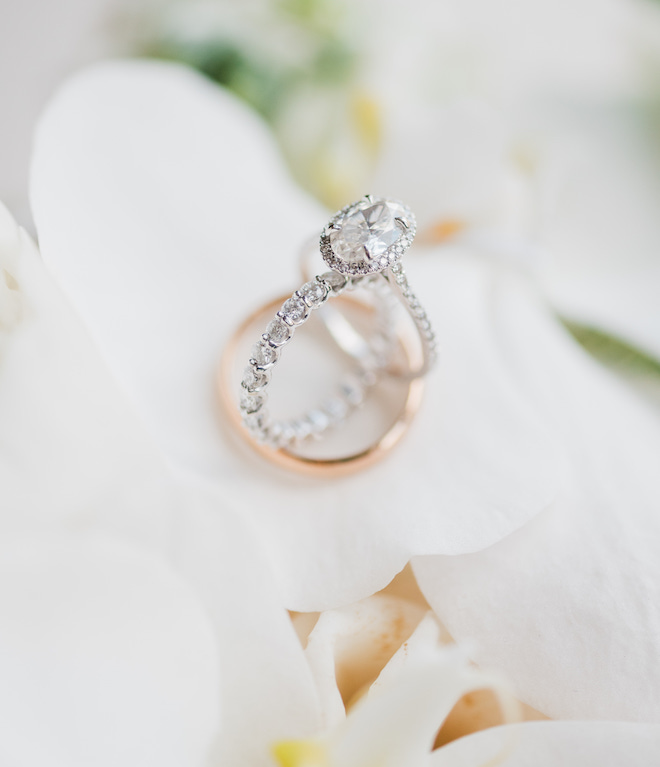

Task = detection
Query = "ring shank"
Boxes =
[299,238,437,380]
[218,292,425,476]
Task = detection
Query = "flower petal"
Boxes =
[431,721,660,767]
[538,110,660,361]
[414,271,660,720]
[328,640,510,767]
[170,483,323,765]
[361,0,649,107]
[0,204,322,763]
[274,626,512,767]
[297,594,426,727]
[0,534,219,767]
[31,60,561,610]
[0,201,177,545]
[372,101,510,231]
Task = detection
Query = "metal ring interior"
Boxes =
[218,293,425,476]
[299,237,435,381]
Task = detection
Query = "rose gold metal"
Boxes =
[218,294,425,476]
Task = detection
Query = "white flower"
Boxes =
[0,534,220,767]
[27,57,660,726]
[269,0,660,360]
[249,0,660,722]
[30,60,560,611]
[0,206,24,333]
[2,201,660,762]
[0,203,320,764]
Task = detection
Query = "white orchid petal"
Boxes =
[414,270,660,720]
[0,202,178,546]
[170,484,323,765]
[0,534,219,767]
[385,0,649,104]
[538,112,660,360]
[373,101,509,229]
[31,61,561,610]
[370,612,446,691]
[327,644,510,767]
[300,594,426,727]
[430,721,660,767]
[0,204,322,764]
[0,204,24,332]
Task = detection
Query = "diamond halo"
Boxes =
[320,195,417,275]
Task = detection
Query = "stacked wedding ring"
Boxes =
[221,195,436,471]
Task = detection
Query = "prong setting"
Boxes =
[320,196,416,276]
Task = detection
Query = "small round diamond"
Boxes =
[299,280,327,306]
[242,366,268,391]
[307,409,330,434]
[240,391,265,413]
[323,397,349,422]
[320,271,347,293]
[291,419,312,441]
[266,318,292,345]
[244,411,267,433]
[281,297,308,325]
[251,343,277,368]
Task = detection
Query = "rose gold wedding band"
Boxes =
[218,294,425,477]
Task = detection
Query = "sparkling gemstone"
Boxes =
[251,343,277,368]
[244,412,267,432]
[320,271,347,292]
[307,409,330,433]
[299,280,327,306]
[292,419,312,441]
[279,423,296,444]
[240,391,264,413]
[267,422,284,445]
[323,397,349,422]
[242,367,268,391]
[281,297,307,324]
[340,376,364,406]
[330,198,408,263]
[266,318,291,345]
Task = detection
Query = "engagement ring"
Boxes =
[219,195,436,474]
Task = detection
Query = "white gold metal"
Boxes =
[238,195,436,447]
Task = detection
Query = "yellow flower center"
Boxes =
[272,739,329,767]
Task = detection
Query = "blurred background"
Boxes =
[2,0,660,385]
[2,0,660,220]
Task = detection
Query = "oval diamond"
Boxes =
[330,199,407,262]
[320,196,415,275]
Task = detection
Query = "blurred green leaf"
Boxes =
[564,321,660,377]
[138,0,356,120]
[144,39,288,118]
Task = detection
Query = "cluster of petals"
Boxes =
[1,0,660,760]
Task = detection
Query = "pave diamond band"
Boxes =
[235,195,436,454]
[239,272,391,447]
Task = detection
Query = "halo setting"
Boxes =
[233,195,435,456]
[320,195,416,275]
